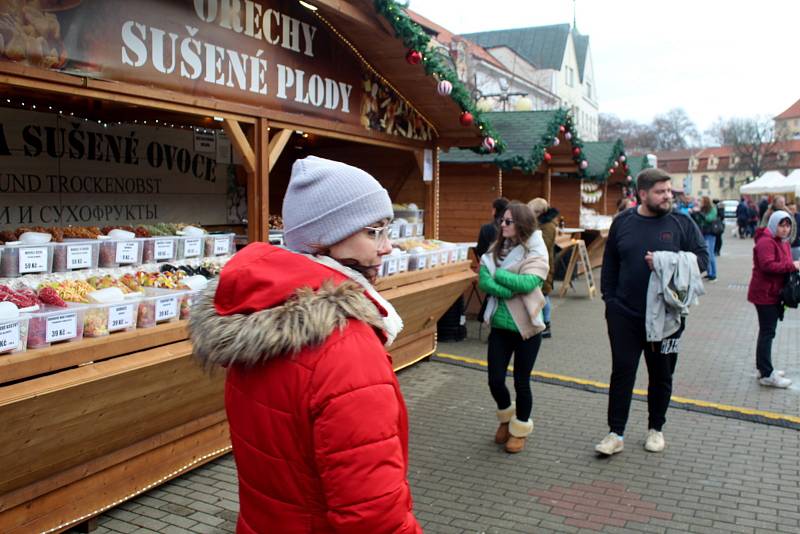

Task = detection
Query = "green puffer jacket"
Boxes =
[479,265,543,332]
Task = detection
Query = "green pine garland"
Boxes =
[495,109,588,177]
[373,0,506,154]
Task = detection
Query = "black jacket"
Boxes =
[476,221,498,259]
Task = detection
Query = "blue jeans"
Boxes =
[704,234,717,278]
[542,296,552,324]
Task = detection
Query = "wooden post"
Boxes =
[545,167,552,203]
[434,146,441,239]
[603,182,608,215]
[267,129,292,172]
[256,118,269,241]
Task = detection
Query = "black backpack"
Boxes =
[781,272,800,308]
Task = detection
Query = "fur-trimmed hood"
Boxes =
[538,207,560,225]
[190,243,403,368]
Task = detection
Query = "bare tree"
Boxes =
[599,113,658,152]
[706,116,781,177]
[651,108,700,150]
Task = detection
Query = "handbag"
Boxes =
[709,219,724,236]
[781,271,800,308]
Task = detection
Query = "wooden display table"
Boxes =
[0,262,474,533]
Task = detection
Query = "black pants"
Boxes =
[755,304,781,378]
[487,328,542,421]
[715,231,723,255]
[605,307,682,435]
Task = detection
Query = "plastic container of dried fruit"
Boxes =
[179,289,202,320]
[97,238,144,268]
[407,251,428,271]
[82,297,142,338]
[137,288,189,328]
[0,316,30,355]
[0,242,54,278]
[204,234,235,257]
[140,236,179,264]
[176,236,206,260]
[24,304,88,349]
[51,240,100,273]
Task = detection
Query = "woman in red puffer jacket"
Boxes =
[191,156,421,533]
[747,210,800,388]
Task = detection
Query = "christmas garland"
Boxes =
[373,0,506,154]
[597,138,626,182]
[495,108,588,177]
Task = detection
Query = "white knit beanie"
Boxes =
[282,156,393,253]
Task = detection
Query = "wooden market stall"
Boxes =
[438,110,588,243]
[0,1,493,531]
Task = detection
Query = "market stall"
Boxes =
[438,109,588,243]
[0,1,497,531]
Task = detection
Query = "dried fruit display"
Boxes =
[39,280,95,303]
[37,287,67,307]
[0,285,38,309]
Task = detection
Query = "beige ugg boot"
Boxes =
[495,403,515,444]
[505,417,534,453]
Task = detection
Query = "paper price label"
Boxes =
[213,237,229,255]
[183,238,202,258]
[156,297,178,321]
[46,313,77,343]
[0,321,20,352]
[154,239,175,260]
[19,247,48,274]
[401,225,412,238]
[116,241,139,264]
[386,259,398,275]
[417,255,427,269]
[390,226,400,240]
[108,304,134,331]
[67,244,93,269]
[429,253,438,267]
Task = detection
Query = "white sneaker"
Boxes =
[757,369,785,378]
[759,371,792,388]
[644,429,665,452]
[595,432,624,456]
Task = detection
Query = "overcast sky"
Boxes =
[408,0,800,133]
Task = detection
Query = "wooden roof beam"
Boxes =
[311,0,391,36]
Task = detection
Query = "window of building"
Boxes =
[566,67,574,87]
[701,175,710,189]
[707,155,718,170]
[719,176,725,189]
[729,176,735,189]
[689,156,698,171]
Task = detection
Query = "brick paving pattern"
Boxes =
[86,226,800,533]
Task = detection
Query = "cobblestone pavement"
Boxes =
[91,361,800,534]
[442,230,800,419]
[87,227,800,533]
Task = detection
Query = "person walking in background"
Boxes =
[479,201,549,453]
[760,195,787,228]
[792,198,800,260]
[713,199,725,256]
[190,156,421,533]
[476,197,509,259]
[736,197,750,238]
[596,168,708,456]
[528,197,559,338]
[758,196,770,220]
[691,196,719,281]
[747,199,760,238]
[748,211,800,388]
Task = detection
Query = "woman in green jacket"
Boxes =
[479,201,549,453]
[691,196,718,281]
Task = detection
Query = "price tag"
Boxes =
[116,241,139,264]
[213,237,230,255]
[386,259,398,275]
[67,244,93,270]
[46,312,77,343]
[0,321,20,352]
[401,224,412,238]
[183,238,202,258]
[19,247,48,274]
[154,239,175,261]
[429,253,438,267]
[417,255,427,270]
[156,297,178,321]
[108,304,134,331]
[390,225,400,240]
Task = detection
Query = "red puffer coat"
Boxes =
[748,227,798,305]
[190,243,421,534]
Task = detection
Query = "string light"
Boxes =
[312,10,438,138]
[42,446,233,534]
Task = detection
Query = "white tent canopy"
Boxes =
[740,170,800,195]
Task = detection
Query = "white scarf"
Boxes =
[306,254,404,347]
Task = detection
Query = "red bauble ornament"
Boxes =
[559,125,566,133]
[543,152,552,162]
[459,111,474,126]
[406,49,422,65]
[572,147,582,157]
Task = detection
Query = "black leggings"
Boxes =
[487,328,542,421]
[606,307,682,435]
[755,304,781,378]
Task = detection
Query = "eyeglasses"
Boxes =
[500,218,514,226]
[364,224,391,244]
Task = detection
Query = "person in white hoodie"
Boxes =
[478,201,549,453]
